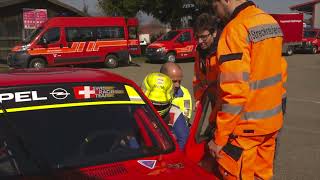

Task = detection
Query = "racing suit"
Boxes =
[163,105,190,150]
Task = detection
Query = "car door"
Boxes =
[174,31,195,59]
[29,27,62,64]
[184,92,218,174]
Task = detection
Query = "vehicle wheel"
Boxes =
[128,54,132,65]
[29,58,46,69]
[312,46,318,54]
[285,47,293,56]
[167,52,176,62]
[104,55,119,68]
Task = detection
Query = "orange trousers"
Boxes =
[217,132,278,180]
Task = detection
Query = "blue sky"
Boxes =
[62,0,309,23]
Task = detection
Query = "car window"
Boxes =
[159,31,180,41]
[41,27,60,44]
[0,83,175,176]
[304,31,317,38]
[66,27,97,42]
[96,27,125,40]
[195,96,214,144]
[128,26,138,39]
[178,32,191,42]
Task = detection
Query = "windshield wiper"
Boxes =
[0,102,52,176]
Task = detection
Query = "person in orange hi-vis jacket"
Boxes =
[208,1,285,179]
[192,13,222,125]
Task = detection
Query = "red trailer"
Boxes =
[271,13,304,56]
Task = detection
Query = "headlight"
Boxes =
[156,47,166,53]
[20,45,30,51]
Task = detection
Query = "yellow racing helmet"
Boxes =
[142,72,174,116]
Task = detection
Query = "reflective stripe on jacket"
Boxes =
[215,2,284,146]
[172,85,193,120]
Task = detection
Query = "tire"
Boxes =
[104,55,119,68]
[285,47,293,56]
[312,46,318,54]
[167,52,176,62]
[29,58,46,68]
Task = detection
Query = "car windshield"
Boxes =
[158,31,180,41]
[304,31,317,38]
[0,83,174,176]
[23,27,43,44]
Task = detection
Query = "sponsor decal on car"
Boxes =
[0,83,145,113]
[73,86,125,99]
[137,160,157,169]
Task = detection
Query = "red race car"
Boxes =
[0,68,218,179]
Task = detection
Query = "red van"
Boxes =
[146,29,197,63]
[7,17,141,69]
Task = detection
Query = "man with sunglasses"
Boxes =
[193,13,221,125]
[142,72,189,149]
[160,62,192,123]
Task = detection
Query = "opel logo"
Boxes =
[50,88,70,100]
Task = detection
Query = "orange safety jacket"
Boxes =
[281,57,288,114]
[193,46,219,103]
[215,2,284,146]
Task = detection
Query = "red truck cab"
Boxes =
[146,29,197,63]
[7,17,141,69]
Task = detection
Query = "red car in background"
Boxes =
[0,68,217,179]
[296,29,320,54]
[7,17,141,69]
[146,29,197,63]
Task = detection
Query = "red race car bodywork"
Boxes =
[0,68,217,179]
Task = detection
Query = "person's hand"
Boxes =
[208,139,223,159]
[195,100,200,108]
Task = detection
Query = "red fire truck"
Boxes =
[271,13,304,56]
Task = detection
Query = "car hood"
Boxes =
[20,153,216,179]
[147,42,169,49]
[302,37,316,42]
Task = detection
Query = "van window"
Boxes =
[97,27,125,40]
[66,27,97,42]
[41,27,60,44]
[178,32,191,42]
[128,26,138,39]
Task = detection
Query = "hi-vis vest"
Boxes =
[172,86,192,120]
[193,47,219,102]
[214,2,284,146]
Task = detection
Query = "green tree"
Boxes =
[98,0,213,28]
[98,0,144,17]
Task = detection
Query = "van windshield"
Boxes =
[23,27,43,44]
[158,31,180,41]
[304,31,317,38]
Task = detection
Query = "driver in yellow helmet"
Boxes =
[142,72,189,149]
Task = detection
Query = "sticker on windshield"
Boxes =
[0,83,145,113]
[73,86,125,100]
[137,160,157,169]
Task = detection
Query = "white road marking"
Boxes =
[289,97,320,104]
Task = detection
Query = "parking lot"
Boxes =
[1,53,319,179]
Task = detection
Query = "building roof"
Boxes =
[289,0,320,13]
[0,0,87,16]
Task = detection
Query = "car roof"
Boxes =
[0,68,136,87]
